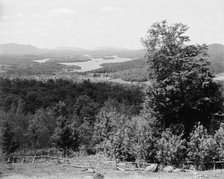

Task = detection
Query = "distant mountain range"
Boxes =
[53,47,87,51]
[0,43,145,58]
[0,43,41,55]
[0,43,224,73]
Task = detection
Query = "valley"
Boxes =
[1,1,224,178]
[1,25,224,179]
[0,43,223,83]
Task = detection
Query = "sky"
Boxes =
[0,0,223,49]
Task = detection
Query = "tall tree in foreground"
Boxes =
[142,20,223,134]
[2,120,19,157]
[53,116,78,156]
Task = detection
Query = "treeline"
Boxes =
[112,67,148,82]
[96,58,147,73]
[93,58,148,82]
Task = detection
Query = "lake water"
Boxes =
[59,56,133,72]
[214,72,224,81]
[33,58,50,63]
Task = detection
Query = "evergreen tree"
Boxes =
[27,116,41,154]
[72,95,99,153]
[156,128,187,167]
[126,116,156,162]
[2,120,19,156]
[53,116,77,156]
[214,123,224,160]
[94,99,131,160]
[188,123,218,170]
[14,99,29,151]
[27,108,52,151]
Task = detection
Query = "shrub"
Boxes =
[187,123,218,170]
[214,123,224,160]
[126,116,157,162]
[156,128,187,167]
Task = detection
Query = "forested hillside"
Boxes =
[94,58,148,82]
[0,21,224,171]
[0,78,144,156]
[0,78,143,114]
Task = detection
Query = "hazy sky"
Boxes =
[0,0,223,49]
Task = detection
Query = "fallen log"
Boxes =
[62,163,94,169]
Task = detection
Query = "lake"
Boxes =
[33,58,51,63]
[214,72,224,81]
[59,56,133,72]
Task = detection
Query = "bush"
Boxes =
[125,116,157,162]
[214,123,224,160]
[187,123,218,170]
[156,128,187,167]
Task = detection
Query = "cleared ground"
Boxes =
[1,162,224,179]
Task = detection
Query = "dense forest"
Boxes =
[1,21,224,170]
[93,58,148,82]
[0,78,144,154]
[0,78,143,114]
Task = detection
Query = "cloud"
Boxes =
[35,26,49,36]
[15,12,24,17]
[1,16,10,20]
[40,31,48,36]
[94,23,104,32]
[100,6,125,13]
[0,21,26,26]
[48,8,75,17]
[0,30,8,35]
[33,14,45,19]
[10,22,26,26]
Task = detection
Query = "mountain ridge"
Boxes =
[0,43,142,54]
[0,42,223,54]
[0,43,41,55]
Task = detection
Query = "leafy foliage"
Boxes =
[142,20,223,134]
[187,123,218,169]
[0,78,143,114]
[2,120,19,155]
[94,99,132,160]
[53,116,78,156]
[156,128,187,167]
[126,116,157,162]
[93,58,148,82]
[214,123,224,160]
[112,67,148,82]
